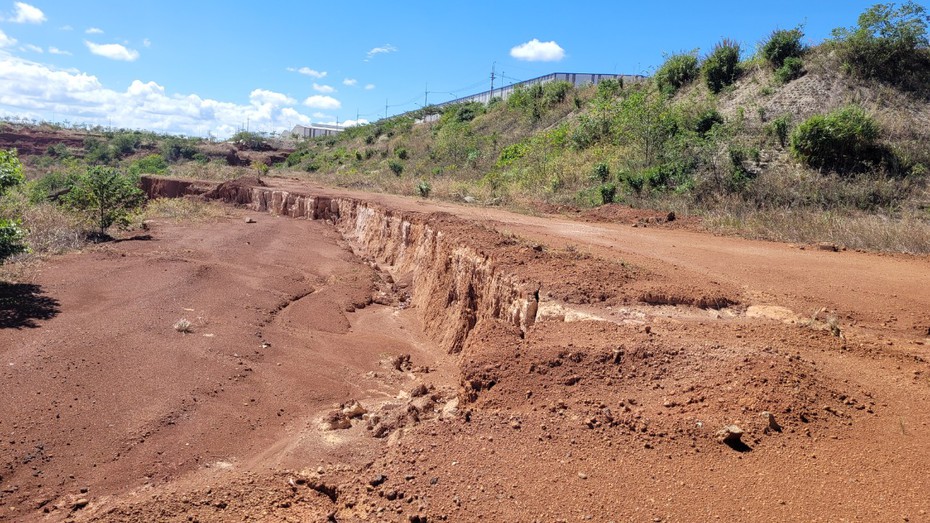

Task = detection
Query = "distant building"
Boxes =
[291,123,343,139]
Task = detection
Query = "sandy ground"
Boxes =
[2,177,929,522]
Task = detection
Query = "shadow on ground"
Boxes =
[0,282,60,329]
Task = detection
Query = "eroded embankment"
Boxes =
[144,176,734,358]
[151,176,540,355]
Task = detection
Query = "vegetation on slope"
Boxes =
[2,1,930,263]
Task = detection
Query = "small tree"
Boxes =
[64,166,145,234]
[831,1,930,90]
[0,149,26,262]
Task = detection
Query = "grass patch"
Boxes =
[141,197,231,222]
[703,208,930,254]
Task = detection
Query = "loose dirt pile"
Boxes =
[1,176,929,522]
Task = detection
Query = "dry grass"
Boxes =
[20,202,90,255]
[141,197,232,223]
[168,161,245,182]
[703,208,930,254]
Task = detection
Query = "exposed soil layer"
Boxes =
[1,176,929,522]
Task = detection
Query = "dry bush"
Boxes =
[173,318,192,333]
[20,202,90,255]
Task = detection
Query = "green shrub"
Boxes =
[0,149,24,193]
[790,106,882,172]
[692,108,724,136]
[599,183,617,204]
[0,218,25,261]
[761,27,806,67]
[110,132,141,159]
[767,114,793,147]
[395,147,409,160]
[703,39,742,93]
[64,166,145,233]
[596,78,623,99]
[831,1,930,90]
[0,149,26,261]
[28,170,77,203]
[128,154,168,176]
[497,142,529,167]
[542,81,572,106]
[592,162,610,183]
[388,159,404,176]
[231,131,268,150]
[416,180,431,198]
[46,142,72,158]
[655,51,700,94]
[774,56,805,84]
[161,138,198,163]
[83,137,112,165]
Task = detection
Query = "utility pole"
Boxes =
[356,109,360,126]
[424,83,428,108]
[490,61,496,98]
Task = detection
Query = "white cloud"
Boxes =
[312,83,335,94]
[0,55,315,138]
[365,44,396,61]
[303,95,340,110]
[48,46,71,56]
[311,112,330,119]
[85,27,104,35]
[7,2,45,24]
[0,30,17,48]
[142,38,151,48]
[288,66,326,78]
[22,43,42,53]
[249,88,294,106]
[85,41,139,62]
[281,107,310,126]
[510,39,565,62]
[331,118,369,128]
[60,25,73,31]
[342,78,357,86]
[364,83,375,90]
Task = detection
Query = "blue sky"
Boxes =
[0,0,885,138]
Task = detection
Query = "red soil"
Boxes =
[1,176,929,522]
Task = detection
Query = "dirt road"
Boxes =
[1,176,928,521]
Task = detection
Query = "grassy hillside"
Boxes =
[2,1,930,266]
[276,3,930,251]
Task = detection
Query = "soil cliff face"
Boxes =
[175,177,540,354]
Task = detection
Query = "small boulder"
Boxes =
[342,400,367,419]
[716,425,744,445]
[245,217,256,224]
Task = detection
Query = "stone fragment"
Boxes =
[762,411,782,433]
[716,425,744,445]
